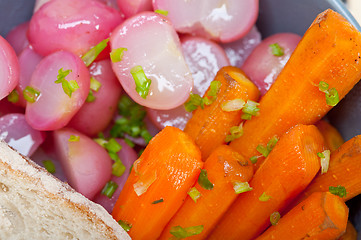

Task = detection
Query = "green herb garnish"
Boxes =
[118,220,132,232]
[184,81,221,112]
[170,225,204,239]
[269,43,284,57]
[55,68,79,98]
[43,160,56,174]
[23,86,40,103]
[110,47,127,63]
[241,100,260,120]
[318,81,339,106]
[188,187,201,203]
[152,198,164,204]
[256,136,279,158]
[86,90,96,102]
[130,65,152,99]
[101,181,118,198]
[329,185,347,198]
[155,9,169,16]
[225,123,244,143]
[198,169,214,190]
[233,182,253,194]
[259,192,272,202]
[270,212,281,226]
[82,38,109,67]
[68,135,80,142]
[7,89,19,103]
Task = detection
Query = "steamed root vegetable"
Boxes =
[53,128,113,199]
[159,145,253,240]
[110,12,193,110]
[230,10,361,169]
[316,120,344,152]
[25,51,90,131]
[338,222,358,240]
[5,21,29,55]
[152,0,259,43]
[209,124,325,240]
[184,66,259,160]
[111,126,203,239]
[117,0,153,18]
[28,0,124,56]
[255,192,349,240]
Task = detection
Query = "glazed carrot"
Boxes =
[316,120,344,152]
[338,221,358,240]
[208,124,325,240]
[158,145,253,240]
[184,66,259,160]
[255,192,349,240]
[295,135,361,203]
[230,9,361,169]
[111,126,203,239]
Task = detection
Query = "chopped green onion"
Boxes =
[55,68,72,83]
[68,135,80,142]
[118,220,132,232]
[86,90,96,102]
[112,160,126,177]
[317,152,325,158]
[130,65,152,99]
[319,150,330,174]
[124,138,135,148]
[270,212,281,226]
[101,180,118,198]
[188,187,202,203]
[208,81,222,97]
[241,113,253,120]
[110,47,127,63]
[225,123,244,143]
[269,43,284,57]
[155,9,169,16]
[325,88,339,106]
[256,136,279,158]
[170,225,204,239]
[94,138,108,147]
[256,145,269,158]
[7,89,19,103]
[198,169,214,190]
[82,38,109,67]
[242,100,260,120]
[329,185,347,198]
[184,93,203,112]
[43,160,56,174]
[221,99,245,112]
[90,76,102,92]
[233,181,253,194]
[250,156,259,164]
[184,81,221,112]
[318,81,329,92]
[104,138,122,153]
[55,68,79,98]
[23,86,41,103]
[152,198,164,204]
[259,192,272,202]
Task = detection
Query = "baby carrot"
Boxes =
[316,120,344,152]
[230,9,361,168]
[338,222,358,240]
[111,126,203,240]
[255,192,349,240]
[158,145,253,240]
[184,66,259,160]
[208,124,325,240]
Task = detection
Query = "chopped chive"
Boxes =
[259,192,272,202]
[86,90,96,102]
[170,225,204,239]
[221,98,245,112]
[270,212,281,226]
[55,68,79,98]
[184,81,221,112]
[43,160,56,174]
[82,38,109,67]
[269,43,284,57]
[329,185,347,198]
[318,81,329,92]
[130,65,152,99]
[118,220,132,232]
[225,123,244,143]
[256,145,269,157]
[110,47,127,63]
[241,113,253,120]
[198,169,214,190]
[184,93,203,112]
[68,135,80,142]
[7,89,19,103]
[233,181,253,194]
[242,100,260,116]
[104,138,122,153]
[94,138,108,147]
[55,68,72,83]
[155,9,169,16]
[101,180,118,198]
[124,138,135,148]
[90,76,102,92]
[152,198,164,204]
[325,88,339,106]
[317,152,325,158]
[112,160,126,177]
[188,187,202,203]
[267,136,279,152]
[250,156,259,164]
[23,86,41,103]
[208,81,222,97]
[319,150,330,174]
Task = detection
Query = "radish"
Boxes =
[117,0,153,18]
[5,21,29,56]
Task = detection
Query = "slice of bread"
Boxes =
[0,141,130,240]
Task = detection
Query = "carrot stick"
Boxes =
[184,66,259,160]
[111,126,203,240]
[208,124,325,240]
[230,9,361,169]
[294,135,361,204]
[255,192,349,240]
[338,221,358,240]
[316,120,344,152]
[158,145,253,240]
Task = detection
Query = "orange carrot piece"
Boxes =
[295,135,361,203]
[230,9,361,169]
[338,221,358,240]
[111,126,203,240]
[184,66,259,160]
[255,192,349,240]
[208,124,325,240]
[316,120,344,152]
[158,145,253,240]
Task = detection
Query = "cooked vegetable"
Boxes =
[338,221,358,240]
[316,120,345,152]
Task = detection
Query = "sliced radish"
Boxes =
[25,51,90,131]
[68,59,122,136]
[0,113,45,157]
[153,0,259,42]
[93,139,138,212]
[53,128,112,199]
[222,26,262,68]
[28,0,124,56]
[110,12,193,110]
[117,0,153,18]
[5,21,29,56]
[242,33,301,95]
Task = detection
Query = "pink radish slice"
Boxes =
[222,26,262,68]
[0,99,24,117]
[68,59,122,137]
[0,36,20,101]
[25,51,90,131]
[98,0,120,10]
[28,0,124,57]
[242,33,301,95]
[53,128,112,199]
[110,12,193,110]
[5,21,29,56]
[117,0,153,18]
[153,0,259,43]
[147,35,229,130]
[93,139,138,212]
[0,113,45,157]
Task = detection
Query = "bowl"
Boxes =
[1,0,361,237]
